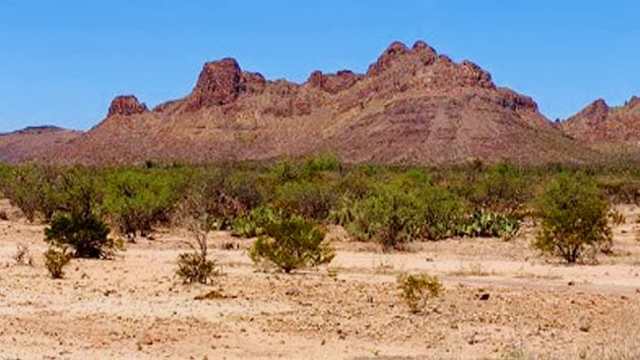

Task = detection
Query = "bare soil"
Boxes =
[1,200,639,359]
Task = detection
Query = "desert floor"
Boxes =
[1,200,639,360]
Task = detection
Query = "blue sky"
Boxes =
[0,0,638,132]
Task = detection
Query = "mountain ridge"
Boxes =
[1,40,602,165]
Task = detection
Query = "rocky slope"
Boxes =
[561,97,640,149]
[6,41,598,165]
[0,126,82,163]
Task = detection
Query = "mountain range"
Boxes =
[1,40,636,165]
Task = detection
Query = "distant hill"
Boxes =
[0,126,82,163]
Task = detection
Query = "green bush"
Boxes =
[103,169,184,241]
[249,215,334,273]
[420,186,467,241]
[43,247,72,279]
[468,163,530,214]
[397,273,444,313]
[273,180,337,220]
[1,165,62,222]
[299,153,342,177]
[44,171,120,259]
[345,183,423,250]
[45,213,117,259]
[533,173,612,263]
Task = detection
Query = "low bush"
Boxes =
[397,273,444,313]
[249,215,334,273]
[43,247,72,279]
[176,190,223,285]
[533,173,612,263]
[45,212,118,259]
[176,252,221,285]
[345,184,422,250]
[44,171,120,259]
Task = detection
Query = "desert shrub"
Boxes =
[249,215,334,273]
[468,163,530,214]
[397,273,444,313]
[299,153,342,178]
[419,186,467,241]
[231,206,280,238]
[335,169,374,200]
[176,185,222,284]
[0,210,8,221]
[533,173,612,263]
[103,169,184,241]
[222,170,264,210]
[345,184,423,250]
[273,180,337,220]
[176,252,221,284]
[183,168,263,230]
[43,247,72,279]
[268,159,302,183]
[45,212,117,259]
[44,171,120,259]
[1,165,62,222]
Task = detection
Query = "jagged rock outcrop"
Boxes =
[307,70,362,94]
[184,58,245,110]
[107,95,149,117]
[562,97,640,147]
[2,40,599,165]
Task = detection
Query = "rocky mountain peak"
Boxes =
[184,58,243,110]
[107,95,149,117]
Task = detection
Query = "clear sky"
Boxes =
[0,0,638,132]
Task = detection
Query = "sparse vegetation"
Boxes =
[1,158,639,259]
[397,273,444,313]
[175,183,223,285]
[249,215,335,273]
[43,247,72,279]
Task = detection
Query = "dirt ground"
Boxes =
[1,200,639,359]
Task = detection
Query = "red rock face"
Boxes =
[185,58,243,110]
[307,70,362,94]
[107,95,148,117]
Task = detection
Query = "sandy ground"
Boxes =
[1,200,639,359]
